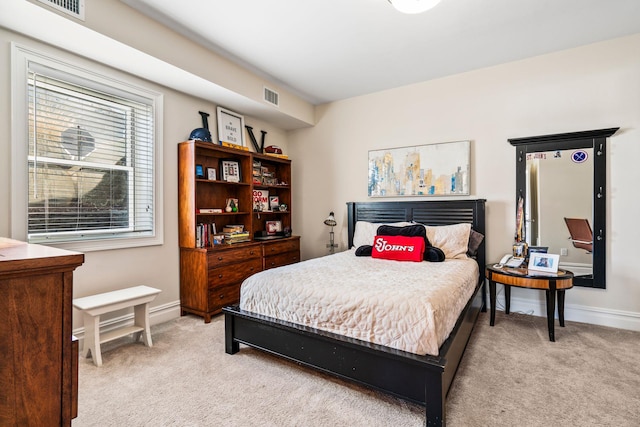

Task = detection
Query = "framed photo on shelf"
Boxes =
[528,253,560,273]
[220,159,241,182]
[217,106,245,147]
[266,220,282,235]
[207,167,216,181]
[269,195,280,211]
[253,189,269,212]
[195,164,204,179]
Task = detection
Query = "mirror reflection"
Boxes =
[526,148,593,278]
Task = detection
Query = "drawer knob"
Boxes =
[218,274,223,279]
[217,256,223,261]
[219,294,225,299]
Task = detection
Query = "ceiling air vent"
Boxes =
[37,0,85,20]
[263,87,279,107]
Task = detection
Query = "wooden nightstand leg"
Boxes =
[489,279,496,326]
[504,285,511,314]
[546,281,557,342]
[481,280,487,312]
[558,290,566,327]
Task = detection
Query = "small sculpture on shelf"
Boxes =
[225,198,238,213]
[188,111,212,142]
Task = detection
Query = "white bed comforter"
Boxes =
[239,249,479,356]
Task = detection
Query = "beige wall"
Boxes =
[289,34,640,330]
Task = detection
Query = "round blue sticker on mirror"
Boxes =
[571,150,588,163]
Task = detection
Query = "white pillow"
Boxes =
[352,221,412,248]
[424,223,471,259]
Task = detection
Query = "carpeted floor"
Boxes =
[72,311,640,426]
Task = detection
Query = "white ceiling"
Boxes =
[123,0,640,105]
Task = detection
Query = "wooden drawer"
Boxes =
[262,238,300,256]
[265,250,300,270]
[208,258,262,288]
[207,245,260,268]
[208,282,242,310]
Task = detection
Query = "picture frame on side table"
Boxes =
[528,253,560,273]
[220,159,241,182]
[217,106,245,148]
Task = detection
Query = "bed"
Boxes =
[223,199,486,426]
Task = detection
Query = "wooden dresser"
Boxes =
[0,238,84,427]
[180,236,300,323]
[263,238,300,270]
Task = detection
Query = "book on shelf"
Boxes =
[220,141,249,151]
[222,224,244,234]
[223,231,250,244]
[263,152,289,159]
[197,208,223,214]
[195,223,217,248]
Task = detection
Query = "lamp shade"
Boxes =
[389,0,441,14]
[324,212,337,227]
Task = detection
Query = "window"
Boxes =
[12,44,163,250]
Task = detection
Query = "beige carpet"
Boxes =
[72,311,640,426]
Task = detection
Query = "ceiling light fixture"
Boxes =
[388,0,442,14]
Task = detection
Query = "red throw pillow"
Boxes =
[372,235,425,262]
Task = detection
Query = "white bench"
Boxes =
[73,285,161,366]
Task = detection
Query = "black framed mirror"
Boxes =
[508,128,618,288]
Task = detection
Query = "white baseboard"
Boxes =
[73,295,640,341]
[72,299,182,340]
[490,292,640,332]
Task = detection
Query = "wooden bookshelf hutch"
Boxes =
[178,141,300,323]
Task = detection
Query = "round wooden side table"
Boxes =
[485,263,574,341]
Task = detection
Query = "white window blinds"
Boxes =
[27,63,155,244]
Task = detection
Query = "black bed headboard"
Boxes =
[346,199,486,273]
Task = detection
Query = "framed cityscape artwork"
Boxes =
[368,140,470,197]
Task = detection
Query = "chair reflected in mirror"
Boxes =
[564,217,593,253]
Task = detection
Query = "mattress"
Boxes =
[239,249,479,356]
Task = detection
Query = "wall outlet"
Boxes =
[560,248,568,256]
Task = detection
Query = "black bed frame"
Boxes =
[223,199,486,426]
